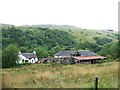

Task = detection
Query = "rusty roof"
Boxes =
[73,56,106,60]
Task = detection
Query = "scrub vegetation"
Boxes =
[2,61,118,88]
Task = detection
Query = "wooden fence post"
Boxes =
[95,76,98,90]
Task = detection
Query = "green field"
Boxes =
[2,61,118,88]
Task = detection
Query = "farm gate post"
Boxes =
[95,76,98,90]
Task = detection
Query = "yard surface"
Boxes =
[2,62,118,88]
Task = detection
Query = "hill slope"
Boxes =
[1,24,118,57]
[18,24,118,43]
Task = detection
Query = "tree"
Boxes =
[20,47,27,53]
[2,44,19,68]
[95,37,112,45]
[99,42,112,56]
[109,42,118,59]
[50,45,61,56]
[99,42,118,59]
[34,48,49,58]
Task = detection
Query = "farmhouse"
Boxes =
[17,51,38,64]
[54,50,106,64]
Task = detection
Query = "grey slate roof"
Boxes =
[22,53,37,58]
[54,51,76,56]
[78,50,97,56]
[54,50,97,57]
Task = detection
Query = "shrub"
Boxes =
[2,44,19,68]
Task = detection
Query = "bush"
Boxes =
[2,44,19,68]
[98,59,106,64]
[99,42,118,60]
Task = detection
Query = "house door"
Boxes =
[77,60,80,63]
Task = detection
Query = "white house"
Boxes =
[17,51,38,64]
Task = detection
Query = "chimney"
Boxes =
[33,51,36,54]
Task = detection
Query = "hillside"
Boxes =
[3,24,118,42]
[1,24,118,58]
[2,61,118,88]
[19,24,118,43]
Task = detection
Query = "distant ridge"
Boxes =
[0,23,81,29]
[1,23,116,32]
[21,24,81,29]
[0,23,14,26]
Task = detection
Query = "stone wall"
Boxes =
[38,57,76,65]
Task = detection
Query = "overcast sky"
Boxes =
[0,0,119,31]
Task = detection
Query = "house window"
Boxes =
[22,59,24,63]
[25,60,28,63]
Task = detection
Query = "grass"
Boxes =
[56,28,118,43]
[2,61,118,88]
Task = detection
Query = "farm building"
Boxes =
[73,56,106,64]
[54,50,97,58]
[54,51,77,58]
[17,51,38,64]
[54,50,106,64]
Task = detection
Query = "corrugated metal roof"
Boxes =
[73,56,106,60]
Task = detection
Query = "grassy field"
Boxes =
[2,61,118,88]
